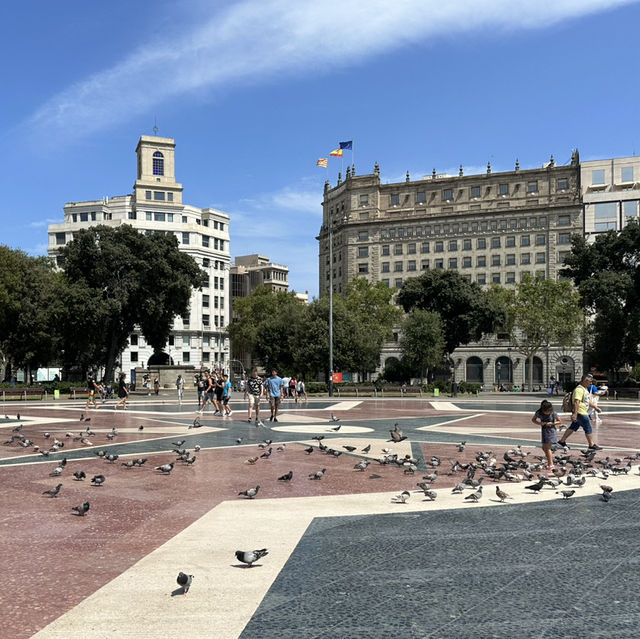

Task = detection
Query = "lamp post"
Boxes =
[328,218,334,398]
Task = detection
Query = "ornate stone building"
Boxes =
[318,154,584,388]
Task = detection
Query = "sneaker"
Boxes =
[589,444,603,451]
[269,416,273,422]
[257,420,264,427]
[247,419,252,423]
[273,417,278,423]
[558,441,569,449]
[228,411,233,416]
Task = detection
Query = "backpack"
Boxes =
[561,391,573,413]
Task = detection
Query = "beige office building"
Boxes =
[318,154,585,388]
[48,135,232,377]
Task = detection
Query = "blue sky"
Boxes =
[2,0,640,296]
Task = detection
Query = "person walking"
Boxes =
[85,372,100,411]
[222,374,233,417]
[199,371,214,414]
[266,369,285,423]
[153,376,160,395]
[557,374,603,450]
[114,373,129,410]
[531,399,562,469]
[246,369,264,426]
[295,377,306,404]
[176,375,185,402]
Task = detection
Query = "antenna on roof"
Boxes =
[153,117,158,136]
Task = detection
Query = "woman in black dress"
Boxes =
[114,374,129,410]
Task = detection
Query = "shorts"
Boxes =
[269,396,281,406]
[248,394,260,407]
[88,390,95,397]
[569,413,592,435]
[222,397,229,406]
[205,391,214,402]
[215,390,223,402]
[541,426,558,445]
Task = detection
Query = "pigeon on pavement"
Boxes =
[91,474,106,486]
[361,444,371,454]
[309,468,326,480]
[235,549,268,568]
[304,447,314,454]
[392,490,411,503]
[557,490,576,500]
[465,486,483,502]
[176,572,194,594]
[73,471,86,481]
[238,485,260,499]
[388,429,407,443]
[155,463,174,474]
[245,457,259,465]
[71,501,90,516]
[495,486,511,502]
[42,483,62,497]
[277,471,293,482]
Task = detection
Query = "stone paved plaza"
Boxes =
[2,393,639,638]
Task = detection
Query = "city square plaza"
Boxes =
[2,391,640,638]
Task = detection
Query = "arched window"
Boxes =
[153,151,164,176]
[495,356,513,384]
[525,356,544,385]
[465,356,483,383]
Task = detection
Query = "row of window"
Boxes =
[202,258,228,273]
[180,314,226,328]
[145,190,174,202]
[130,333,224,348]
[380,271,546,288]
[591,167,635,186]
[201,294,225,309]
[372,252,549,273]
[68,210,226,232]
[130,351,226,364]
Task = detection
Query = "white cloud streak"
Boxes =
[29,0,637,139]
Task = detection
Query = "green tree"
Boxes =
[562,222,640,377]
[396,270,503,355]
[59,225,205,381]
[506,274,582,389]
[399,309,445,379]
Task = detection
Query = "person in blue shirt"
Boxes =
[222,373,233,417]
[266,370,285,422]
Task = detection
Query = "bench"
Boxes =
[69,387,90,399]
[0,388,45,401]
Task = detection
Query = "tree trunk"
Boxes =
[528,354,534,392]
[103,332,120,383]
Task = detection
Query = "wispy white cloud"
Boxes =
[29,0,637,140]
[29,218,59,228]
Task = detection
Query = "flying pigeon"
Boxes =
[172,440,186,448]
[73,471,86,481]
[330,414,340,422]
[392,490,411,503]
[71,501,90,516]
[557,490,576,500]
[465,486,483,502]
[277,471,293,482]
[343,446,357,452]
[176,572,194,594]
[309,468,326,480]
[361,444,371,454]
[42,483,62,498]
[235,548,268,568]
[238,485,260,499]
[495,486,511,502]
[91,474,106,486]
[155,463,174,474]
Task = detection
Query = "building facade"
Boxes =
[318,154,585,388]
[48,135,232,378]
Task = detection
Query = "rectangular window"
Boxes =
[558,251,570,263]
[358,264,369,274]
[394,261,403,272]
[463,239,472,250]
[557,215,571,226]
[442,188,453,201]
[448,258,458,269]
[505,236,515,247]
[594,202,618,220]
[90,212,97,221]
[536,271,546,280]
[145,212,152,221]
[358,231,368,241]
[477,238,486,249]
[408,243,416,254]
[491,237,500,248]
[202,294,209,308]
[394,278,403,288]
[420,242,429,253]
[492,273,501,284]
[382,279,390,287]
[55,232,66,245]
[154,191,165,201]
[521,235,531,246]
[202,315,210,327]
[202,352,210,363]
[527,181,538,193]
[592,169,605,185]
[80,212,88,222]
[621,166,634,183]
[183,335,191,347]
[394,244,403,255]
[435,241,444,253]
[390,194,400,206]
[521,253,531,265]
[129,334,138,346]
[358,247,368,258]
[416,191,426,204]
[381,262,390,273]
[167,192,174,202]
[491,255,501,266]
[145,190,152,200]
[595,221,617,231]
[505,254,516,265]
[183,352,190,363]
[477,256,486,267]
[213,296,219,309]
[557,178,569,191]
[471,186,481,198]
[71,213,77,222]
[435,259,443,269]
[203,258,210,268]
[535,234,546,246]
[448,240,457,251]
[407,260,416,271]
[462,256,471,268]
[382,245,390,256]
[476,273,486,285]
[154,212,166,222]
[182,232,190,245]
[499,184,509,195]
[130,352,138,362]
[506,272,516,283]
[623,200,638,218]
[182,215,188,223]
[558,232,571,244]
[359,194,369,207]
[421,260,429,270]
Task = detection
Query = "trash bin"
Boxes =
[53,390,60,400]
[433,388,439,397]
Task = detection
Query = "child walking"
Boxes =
[531,399,562,470]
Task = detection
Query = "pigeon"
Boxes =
[277,444,286,452]
[16,413,20,420]
[600,484,614,494]
[417,481,431,491]
[495,487,511,502]
[457,441,466,452]
[557,490,576,500]
[194,445,201,452]
[525,480,546,493]
[330,414,340,422]
[309,468,326,480]
[106,433,116,440]
[73,471,86,481]
[105,454,119,463]
[122,460,136,468]
[185,456,197,465]
[49,466,64,477]
[278,471,293,482]
[91,474,106,486]
[361,444,371,454]
[43,432,51,439]
[601,490,612,502]
[330,424,342,432]
[12,423,23,433]
[71,501,90,516]
[329,450,342,457]
[245,457,259,465]
[343,446,357,452]
[138,425,144,431]
[465,486,483,502]
[258,440,272,449]
[388,429,407,443]
[423,470,439,483]
[190,418,201,429]
[392,490,411,503]
[42,483,62,497]
[235,549,268,568]
[85,427,95,436]
[176,572,194,594]
[79,414,85,421]
[354,459,370,471]
[260,448,272,459]
[238,485,260,499]
[172,440,186,448]
[134,458,148,466]
[422,489,437,501]
[304,447,314,455]
[155,463,174,474]
[312,435,325,441]
[235,438,243,445]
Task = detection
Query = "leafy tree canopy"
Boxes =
[399,309,445,378]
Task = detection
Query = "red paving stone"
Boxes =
[1,396,638,638]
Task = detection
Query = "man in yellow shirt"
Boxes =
[557,374,602,450]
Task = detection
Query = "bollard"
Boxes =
[44,391,48,401]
